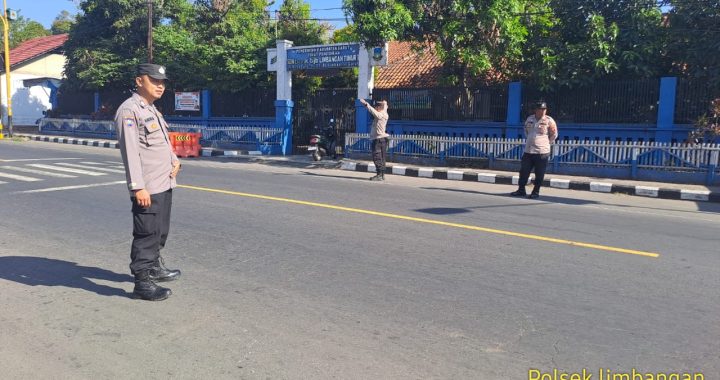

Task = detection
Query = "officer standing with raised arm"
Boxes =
[359,98,390,181]
[115,63,182,301]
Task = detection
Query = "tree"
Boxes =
[666,0,720,87]
[51,10,76,35]
[343,0,413,47]
[690,99,720,143]
[167,0,272,91]
[522,0,668,89]
[344,0,536,87]
[1,12,50,49]
[64,0,164,90]
[277,0,329,46]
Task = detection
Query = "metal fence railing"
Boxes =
[39,118,116,138]
[37,118,283,153]
[169,122,282,148]
[522,79,660,124]
[675,79,719,125]
[345,133,720,184]
[373,86,508,122]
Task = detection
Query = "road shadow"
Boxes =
[422,186,720,215]
[415,207,473,215]
[0,256,133,298]
[300,171,371,181]
[420,186,598,206]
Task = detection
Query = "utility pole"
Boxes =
[147,0,153,63]
[1,1,14,138]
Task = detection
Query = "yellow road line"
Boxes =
[178,184,660,259]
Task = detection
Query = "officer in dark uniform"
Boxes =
[115,63,182,301]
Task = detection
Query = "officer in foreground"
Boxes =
[115,63,182,301]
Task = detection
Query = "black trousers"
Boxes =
[518,153,550,194]
[129,189,172,275]
[371,137,388,174]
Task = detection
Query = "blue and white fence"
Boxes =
[37,118,283,154]
[345,133,720,185]
[168,120,282,154]
[39,118,116,138]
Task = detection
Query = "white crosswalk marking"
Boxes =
[55,162,126,174]
[0,180,7,184]
[80,161,125,170]
[18,180,126,194]
[79,161,111,166]
[0,165,77,178]
[0,171,43,182]
[27,164,107,176]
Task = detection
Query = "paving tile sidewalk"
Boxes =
[14,133,720,203]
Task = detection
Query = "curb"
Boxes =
[340,161,720,203]
[14,134,718,203]
[201,148,263,157]
[20,134,120,149]
[16,134,261,157]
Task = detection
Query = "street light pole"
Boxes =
[147,0,153,63]
[1,0,12,139]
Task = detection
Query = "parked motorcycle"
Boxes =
[308,118,338,161]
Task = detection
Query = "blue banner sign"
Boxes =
[287,43,360,70]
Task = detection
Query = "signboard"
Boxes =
[370,44,389,66]
[174,92,200,112]
[287,43,359,70]
[267,48,278,71]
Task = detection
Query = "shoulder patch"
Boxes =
[124,118,135,128]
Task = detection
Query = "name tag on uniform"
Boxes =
[145,117,156,123]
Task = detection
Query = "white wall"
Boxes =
[1,73,55,126]
[1,53,66,126]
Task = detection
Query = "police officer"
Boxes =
[115,63,182,301]
[511,101,558,199]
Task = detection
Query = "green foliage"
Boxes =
[523,0,667,90]
[690,99,720,142]
[51,10,76,35]
[343,0,413,46]
[332,24,357,43]
[2,12,50,49]
[65,0,272,92]
[667,0,720,87]
[64,0,155,90]
[278,0,329,45]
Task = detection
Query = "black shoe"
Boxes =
[528,193,540,199]
[510,190,527,196]
[369,174,384,181]
[133,271,172,301]
[149,256,181,282]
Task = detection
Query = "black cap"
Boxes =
[534,101,548,109]
[137,63,168,80]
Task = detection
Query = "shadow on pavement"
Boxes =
[420,186,599,206]
[300,171,371,181]
[0,256,133,298]
[422,186,720,215]
[414,207,473,215]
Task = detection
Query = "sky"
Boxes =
[14,0,348,31]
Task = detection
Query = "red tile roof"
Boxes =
[375,41,443,89]
[6,34,68,70]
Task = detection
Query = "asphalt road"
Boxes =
[1,139,718,380]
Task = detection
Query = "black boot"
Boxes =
[369,170,385,181]
[510,189,527,196]
[149,256,181,282]
[133,270,172,301]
